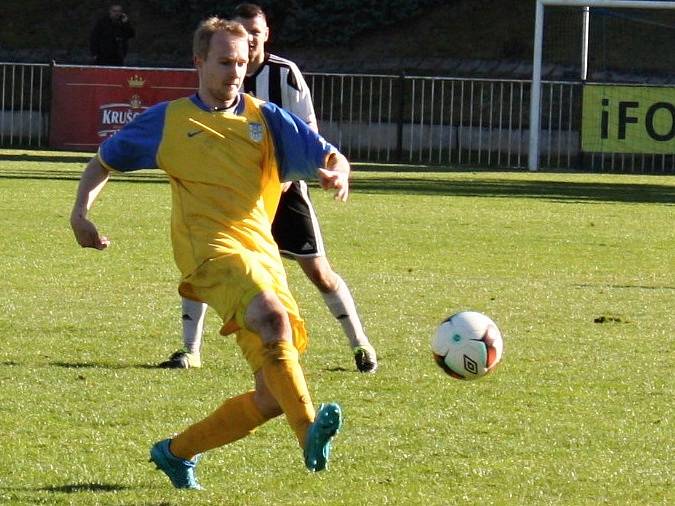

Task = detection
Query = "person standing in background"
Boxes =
[90,3,135,65]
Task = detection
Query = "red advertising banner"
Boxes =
[49,64,197,151]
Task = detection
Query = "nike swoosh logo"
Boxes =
[187,130,203,137]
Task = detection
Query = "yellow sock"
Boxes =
[170,390,268,460]
[262,340,315,448]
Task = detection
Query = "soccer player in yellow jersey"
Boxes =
[161,2,377,373]
[70,18,347,490]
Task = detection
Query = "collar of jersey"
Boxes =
[190,93,245,115]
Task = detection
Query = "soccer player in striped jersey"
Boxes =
[71,18,344,489]
[161,2,378,373]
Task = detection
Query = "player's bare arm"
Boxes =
[70,157,112,250]
[318,151,350,202]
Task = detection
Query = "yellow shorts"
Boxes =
[178,251,308,372]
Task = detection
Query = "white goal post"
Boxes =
[528,0,675,171]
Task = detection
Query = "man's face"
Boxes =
[234,15,269,64]
[109,5,124,21]
[195,31,248,106]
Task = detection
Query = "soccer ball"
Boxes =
[431,311,504,380]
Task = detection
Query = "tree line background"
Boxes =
[145,0,447,45]
[2,0,673,78]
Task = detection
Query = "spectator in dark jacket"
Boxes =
[90,3,135,65]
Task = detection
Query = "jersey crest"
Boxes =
[249,122,263,143]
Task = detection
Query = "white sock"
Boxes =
[181,298,207,355]
[321,275,370,349]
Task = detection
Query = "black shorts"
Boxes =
[271,180,325,258]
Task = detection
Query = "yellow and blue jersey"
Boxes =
[97,93,336,352]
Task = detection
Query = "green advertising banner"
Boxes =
[582,85,675,154]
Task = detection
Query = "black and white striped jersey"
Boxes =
[243,53,317,131]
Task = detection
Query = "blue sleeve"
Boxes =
[98,102,168,172]
[261,102,335,182]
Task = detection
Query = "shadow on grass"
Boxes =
[39,482,130,493]
[0,153,93,164]
[349,177,675,204]
[325,365,349,372]
[0,168,166,184]
[575,283,675,290]
[2,164,673,204]
[49,361,159,370]
[16,360,369,373]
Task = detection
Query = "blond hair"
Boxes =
[193,17,248,59]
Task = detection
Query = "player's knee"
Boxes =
[246,292,292,341]
[253,388,283,419]
[307,267,338,293]
[259,307,291,339]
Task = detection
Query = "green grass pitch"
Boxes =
[0,149,673,505]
